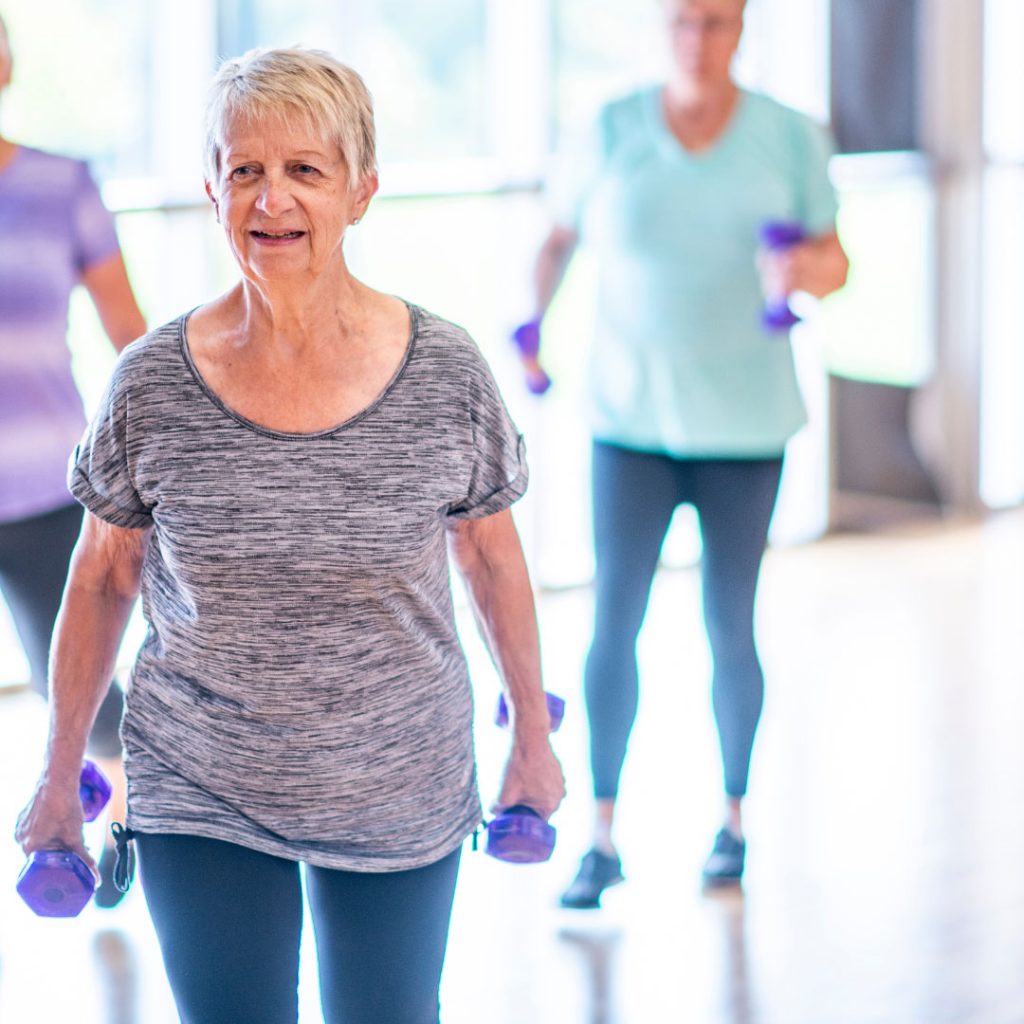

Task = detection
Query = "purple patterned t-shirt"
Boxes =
[0,146,120,522]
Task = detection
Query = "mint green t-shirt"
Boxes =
[548,87,838,457]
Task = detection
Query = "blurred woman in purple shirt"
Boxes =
[0,12,146,906]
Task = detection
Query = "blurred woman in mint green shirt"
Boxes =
[517,0,848,907]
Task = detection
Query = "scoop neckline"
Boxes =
[645,84,749,164]
[178,300,419,440]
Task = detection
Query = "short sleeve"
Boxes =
[70,161,121,273]
[793,115,840,237]
[68,357,154,529]
[446,356,529,521]
[544,110,608,233]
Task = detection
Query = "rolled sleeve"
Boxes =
[68,356,153,528]
[69,456,153,529]
[447,433,529,521]
[446,354,530,521]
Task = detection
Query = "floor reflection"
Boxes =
[91,929,138,1024]
[704,887,752,1024]
[557,921,622,1024]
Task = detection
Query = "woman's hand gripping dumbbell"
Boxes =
[484,692,565,864]
[15,760,112,917]
[510,318,552,396]
[757,220,807,331]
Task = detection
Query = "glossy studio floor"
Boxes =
[1,509,1023,1024]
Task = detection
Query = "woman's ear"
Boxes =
[205,180,220,223]
[352,172,379,223]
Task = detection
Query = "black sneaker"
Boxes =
[701,828,745,888]
[559,849,624,909]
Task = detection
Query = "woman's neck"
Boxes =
[664,76,738,120]
[227,269,375,357]
[662,78,739,152]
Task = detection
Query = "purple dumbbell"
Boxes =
[511,318,552,395]
[494,691,564,732]
[486,691,564,864]
[16,760,112,918]
[79,759,113,823]
[759,220,806,331]
[486,805,556,864]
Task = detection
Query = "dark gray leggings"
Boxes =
[0,502,122,756]
[135,833,461,1024]
[586,442,784,799]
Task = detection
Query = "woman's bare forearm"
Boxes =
[449,512,550,740]
[448,510,566,816]
[44,583,136,779]
[43,518,149,784]
[533,226,579,319]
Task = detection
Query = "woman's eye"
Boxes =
[230,166,255,180]
[294,164,318,175]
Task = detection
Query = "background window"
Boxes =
[820,155,936,388]
[0,0,154,179]
[979,0,1024,508]
[219,1,488,167]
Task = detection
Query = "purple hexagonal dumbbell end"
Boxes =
[485,806,557,864]
[16,850,96,917]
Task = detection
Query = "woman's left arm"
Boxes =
[447,509,566,819]
[763,229,849,300]
[81,251,147,352]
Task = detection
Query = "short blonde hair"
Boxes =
[204,47,377,189]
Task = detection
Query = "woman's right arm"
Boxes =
[15,513,150,873]
[531,224,579,319]
[511,225,578,393]
[81,250,147,353]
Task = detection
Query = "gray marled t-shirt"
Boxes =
[69,303,527,870]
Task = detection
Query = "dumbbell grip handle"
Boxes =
[502,804,542,819]
[494,691,564,732]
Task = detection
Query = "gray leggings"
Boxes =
[0,502,123,756]
[586,442,783,799]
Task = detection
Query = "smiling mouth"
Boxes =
[251,230,305,239]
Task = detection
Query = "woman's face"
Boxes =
[206,113,377,284]
[663,0,745,90]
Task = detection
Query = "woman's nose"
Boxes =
[256,176,295,216]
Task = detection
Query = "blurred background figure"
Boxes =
[514,0,848,907]
[0,11,146,906]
